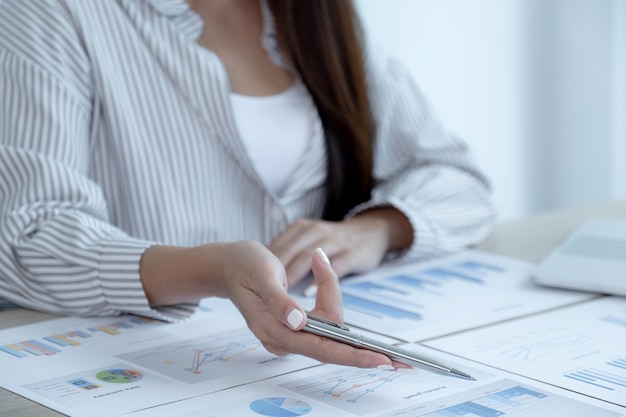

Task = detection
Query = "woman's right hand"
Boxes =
[218,241,398,368]
[140,240,401,369]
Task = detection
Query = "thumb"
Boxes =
[310,248,344,323]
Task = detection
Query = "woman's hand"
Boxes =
[221,242,395,367]
[140,240,402,368]
[269,207,414,288]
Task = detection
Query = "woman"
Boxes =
[0,0,496,368]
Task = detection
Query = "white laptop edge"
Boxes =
[531,217,626,296]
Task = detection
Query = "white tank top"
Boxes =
[230,80,316,196]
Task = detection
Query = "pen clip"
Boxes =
[306,313,351,331]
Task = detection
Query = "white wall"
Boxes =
[357,0,626,221]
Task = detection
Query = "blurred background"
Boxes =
[357,0,626,222]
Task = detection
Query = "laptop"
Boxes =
[531,217,626,296]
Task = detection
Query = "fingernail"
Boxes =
[376,364,395,371]
[316,247,330,266]
[397,367,417,374]
[286,309,304,330]
[303,284,318,298]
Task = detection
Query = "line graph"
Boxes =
[279,361,492,415]
[280,367,409,413]
[117,329,268,384]
[322,371,404,403]
[424,297,626,405]
[184,341,258,374]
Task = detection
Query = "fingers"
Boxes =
[270,220,335,286]
[229,241,307,331]
[269,219,320,266]
[309,248,343,323]
[283,239,347,287]
[233,246,412,371]
[255,278,306,331]
[269,218,385,287]
[266,247,341,331]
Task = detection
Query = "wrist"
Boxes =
[352,207,414,251]
[139,243,229,306]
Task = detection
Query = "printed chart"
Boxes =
[23,363,169,407]
[248,397,312,416]
[0,317,154,358]
[0,313,319,417]
[279,362,493,414]
[397,380,622,417]
[124,348,626,417]
[426,296,626,406]
[293,251,593,341]
[118,328,282,384]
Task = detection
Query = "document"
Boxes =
[293,250,595,341]
[126,346,626,417]
[0,300,320,417]
[424,296,626,407]
[0,251,619,416]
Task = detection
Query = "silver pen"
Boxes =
[303,313,475,380]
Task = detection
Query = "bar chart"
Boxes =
[294,251,594,341]
[0,317,153,358]
[425,297,626,406]
[414,382,620,417]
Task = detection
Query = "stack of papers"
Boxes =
[0,251,624,416]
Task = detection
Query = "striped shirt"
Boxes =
[0,0,497,321]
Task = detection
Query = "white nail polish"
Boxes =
[397,367,417,374]
[303,284,318,298]
[376,364,395,371]
[286,309,304,330]
[316,247,330,265]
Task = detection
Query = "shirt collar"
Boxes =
[144,0,190,17]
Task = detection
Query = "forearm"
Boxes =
[350,207,414,252]
[139,243,229,307]
[349,166,496,259]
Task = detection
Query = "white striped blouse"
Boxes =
[0,0,497,321]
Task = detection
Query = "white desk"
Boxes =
[2,200,625,416]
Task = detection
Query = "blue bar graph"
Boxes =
[427,386,550,417]
[608,357,626,370]
[439,401,504,416]
[387,275,443,296]
[456,261,506,273]
[344,282,428,310]
[0,317,155,359]
[110,321,134,329]
[342,294,422,320]
[495,386,546,399]
[44,336,73,347]
[422,268,484,284]
[600,316,626,327]
[351,281,410,296]
[565,368,626,390]
[129,316,153,325]
[484,393,520,407]
[0,345,28,358]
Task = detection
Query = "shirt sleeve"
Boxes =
[0,1,195,321]
[349,45,498,260]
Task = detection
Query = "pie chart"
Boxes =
[249,397,312,416]
[95,368,143,383]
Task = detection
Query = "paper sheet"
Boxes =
[0,300,318,417]
[126,346,626,417]
[424,296,626,406]
[0,252,619,416]
[293,250,595,341]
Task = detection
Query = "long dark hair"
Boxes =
[266,0,374,221]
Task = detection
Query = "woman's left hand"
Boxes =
[269,207,413,288]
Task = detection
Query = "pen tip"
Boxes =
[450,368,475,380]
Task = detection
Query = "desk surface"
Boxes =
[2,199,626,416]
